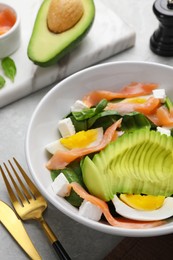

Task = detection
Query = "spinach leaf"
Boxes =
[171,129,173,137]
[87,110,120,129]
[95,99,108,113]
[1,57,16,82]
[70,115,88,131]
[51,170,60,181]
[121,112,154,131]
[0,75,5,89]
[72,99,108,121]
[165,96,173,111]
[72,108,95,121]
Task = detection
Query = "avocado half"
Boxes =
[27,0,95,67]
[82,129,173,201]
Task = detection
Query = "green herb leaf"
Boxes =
[72,99,108,121]
[95,99,108,113]
[87,110,120,129]
[1,57,16,82]
[70,115,88,131]
[72,108,96,121]
[165,96,173,111]
[122,112,153,131]
[0,75,6,89]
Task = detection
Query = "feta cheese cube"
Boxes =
[157,126,171,136]
[79,200,102,221]
[152,89,166,102]
[71,100,88,112]
[45,139,68,154]
[58,118,76,137]
[51,173,70,197]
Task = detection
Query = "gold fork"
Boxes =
[0,158,71,260]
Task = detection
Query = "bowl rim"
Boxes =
[25,61,173,237]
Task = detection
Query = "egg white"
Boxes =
[45,139,69,154]
[86,127,103,148]
[112,195,173,221]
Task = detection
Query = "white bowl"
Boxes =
[0,3,20,58]
[26,61,173,237]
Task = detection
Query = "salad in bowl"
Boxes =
[26,61,173,236]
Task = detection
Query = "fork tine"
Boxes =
[0,165,19,205]
[8,160,32,202]
[3,162,28,205]
[2,161,32,206]
[13,158,42,198]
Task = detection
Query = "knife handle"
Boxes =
[39,217,71,260]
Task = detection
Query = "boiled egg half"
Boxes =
[46,127,103,154]
[112,194,173,221]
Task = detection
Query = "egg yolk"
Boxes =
[60,129,99,149]
[125,97,147,104]
[120,194,165,211]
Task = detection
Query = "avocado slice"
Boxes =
[27,0,95,67]
[81,129,173,201]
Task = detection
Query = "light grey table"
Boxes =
[1,0,173,259]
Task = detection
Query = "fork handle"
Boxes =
[39,217,71,260]
[52,240,71,260]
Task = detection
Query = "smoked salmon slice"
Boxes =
[147,106,173,127]
[146,114,160,126]
[106,97,161,115]
[46,119,122,170]
[70,182,165,228]
[156,106,173,127]
[82,82,158,107]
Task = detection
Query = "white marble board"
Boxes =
[0,0,136,108]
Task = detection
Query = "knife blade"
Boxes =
[0,200,41,259]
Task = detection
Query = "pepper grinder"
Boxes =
[150,0,173,56]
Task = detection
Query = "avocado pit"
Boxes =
[47,0,84,33]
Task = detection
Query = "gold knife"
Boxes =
[0,200,41,259]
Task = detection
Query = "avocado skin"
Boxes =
[82,129,173,201]
[27,0,95,67]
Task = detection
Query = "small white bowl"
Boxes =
[0,3,20,58]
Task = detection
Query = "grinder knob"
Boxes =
[150,0,173,56]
